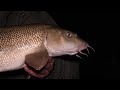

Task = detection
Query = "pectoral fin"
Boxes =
[25,46,49,70]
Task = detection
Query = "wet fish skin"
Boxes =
[0,24,89,72]
[0,24,49,72]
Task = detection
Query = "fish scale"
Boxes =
[0,24,49,72]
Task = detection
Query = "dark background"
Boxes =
[0,10,119,80]
[47,11,119,80]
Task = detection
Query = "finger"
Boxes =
[24,66,45,78]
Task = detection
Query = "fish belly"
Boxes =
[0,46,38,72]
[0,51,26,72]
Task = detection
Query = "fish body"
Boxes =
[0,24,92,73]
[0,24,49,72]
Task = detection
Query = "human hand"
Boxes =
[24,58,54,79]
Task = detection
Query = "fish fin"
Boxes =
[25,46,49,70]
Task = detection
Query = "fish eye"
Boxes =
[66,32,72,38]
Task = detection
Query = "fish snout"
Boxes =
[76,44,95,59]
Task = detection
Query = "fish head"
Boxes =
[44,27,94,57]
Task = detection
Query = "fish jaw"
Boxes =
[44,37,79,56]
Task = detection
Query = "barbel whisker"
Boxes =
[87,45,95,52]
[76,54,82,59]
[86,48,90,54]
[79,51,88,57]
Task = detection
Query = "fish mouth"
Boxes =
[60,44,95,58]
[49,44,95,58]
[75,44,95,59]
